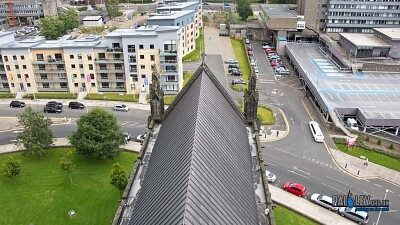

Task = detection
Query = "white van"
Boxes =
[346,118,359,131]
[309,121,324,143]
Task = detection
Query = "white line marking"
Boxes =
[266,162,277,166]
[120,122,129,126]
[364,179,370,182]
[326,176,353,187]
[266,154,282,161]
[296,165,314,172]
[287,169,310,179]
[10,139,17,142]
[388,210,397,213]
[363,191,380,199]
[321,183,346,194]
[136,124,147,128]
[375,184,382,188]
[293,166,311,175]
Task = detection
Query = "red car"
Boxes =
[248,50,253,56]
[265,49,275,54]
[283,182,307,197]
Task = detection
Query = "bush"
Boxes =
[377,139,381,145]
[23,93,76,99]
[0,93,14,98]
[84,93,138,102]
[365,135,370,142]
[78,6,87,11]
[231,84,246,92]
[80,26,106,34]
[389,143,394,150]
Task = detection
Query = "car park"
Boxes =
[283,182,307,197]
[44,106,62,113]
[310,193,338,212]
[46,101,62,108]
[68,102,85,109]
[232,79,246,85]
[10,101,25,108]
[136,133,146,142]
[225,58,238,64]
[113,104,130,112]
[338,207,369,224]
[265,170,276,183]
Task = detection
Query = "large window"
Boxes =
[128,45,136,53]
[130,74,138,82]
[129,55,136,63]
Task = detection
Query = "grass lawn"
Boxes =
[0,92,14,98]
[23,93,77,99]
[231,84,247,92]
[182,28,204,62]
[164,95,176,105]
[232,11,257,23]
[231,39,251,82]
[274,204,319,225]
[336,144,400,172]
[0,147,137,225]
[258,106,276,125]
[183,71,194,87]
[85,93,139,102]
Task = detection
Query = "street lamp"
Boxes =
[375,189,392,225]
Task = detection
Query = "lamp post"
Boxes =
[375,189,392,225]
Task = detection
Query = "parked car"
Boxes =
[202,2,209,5]
[245,38,250,44]
[224,2,230,6]
[46,101,63,109]
[124,132,132,142]
[249,55,256,62]
[265,49,275,54]
[310,193,338,212]
[250,59,256,66]
[232,79,246,85]
[44,106,62,113]
[228,64,239,69]
[225,58,238,64]
[68,102,85,109]
[271,60,280,67]
[10,101,25,108]
[265,170,276,182]
[136,133,146,142]
[246,45,253,51]
[113,104,130,112]
[253,66,260,75]
[248,50,253,56]
[231,68,242,76]
[283,182,307,197]
[228,66,240,73]
[338,207,369,224]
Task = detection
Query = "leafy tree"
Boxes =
[16,107,54,159]
[105,0,120,19]
[59,8,80,31]
[60,151,74,184]
[110,163,128,194]
[3,157,21,183]
[236,0,253,21]
[39,17,65,40]
[69,107,125,160]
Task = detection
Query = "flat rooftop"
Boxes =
[339,33,391,47]
[148,10,195,20]
[259,4,298,18]
[373,28,400,41]
[157,1,198,10]
[82,16,102,21]
[106,26,180,37]
[32,35,102,49]
[286,43,400,126]
[0,36,45,49]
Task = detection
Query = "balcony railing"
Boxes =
[95,58,124,63]
[33,69,66,73]
[32,59,64,64]
[107,48,123,53]
[160,60,178,64]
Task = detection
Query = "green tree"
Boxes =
[16,107,54,159]
[236,0,253,21]
[3,157,22,183]
[69,107,125,159]
[105,0,120,19]
[110,163,128,194]
[39,17,65,40]
[59,8,80,31]
[60,151,74,184]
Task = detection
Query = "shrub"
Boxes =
[84,93,138,102]
[365,135,370,142]
[0,93,14,98]
[231,84,246,92]
[389,143,394,150]
[377,139,381,145]
[23,93,76,99]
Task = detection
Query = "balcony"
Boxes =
[98,86,127,92]
[33,69,66,73]
[95,58,124,63]
[32,59,65,64]
[35,77,68,82]
[37,87,69,92]
[160,60,178,65]
[161,69,178,75]
[161,50,178,56]
[0,70,6,74]
[106,47,123,53]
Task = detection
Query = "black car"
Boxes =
[44,106,62,113]
[10,101,25,108]
[228,66,241,73]
[46,101,62,108]
[231,68,242,76]
[232,79,246,85]
[68,102,85,109]
[228,64,239,69]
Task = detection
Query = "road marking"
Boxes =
[321,182,346,194]
[364,179,370,182]
[302,100,314,121]
[266,162,277,166]
[374,183,382,188]
[296,165,314,172]
[293,166,311,175]
[363,191,380,199]
[287,169,310,179]
[326,176,352,187]
[120,122,129,126]
[127,122,139,127]
[266,154,282,161]
[136,124,147,128]
[388,209,397,213]
[10,139,17,142]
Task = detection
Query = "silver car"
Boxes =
[265,170,276,183]
[310,193,338,212]
[113,104,129,112]
[338,207,369,224]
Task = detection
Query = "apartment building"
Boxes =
[0,25,183,95]
[297,0,400,34]
[0,0,60,26]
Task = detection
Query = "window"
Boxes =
[140,55,144,59]
[13,55,17,60]
[6,65,10,70]
[89,64,93,70]
[91,83,96,87]
[79,64,83,69]
[22,65,27,69]
[21,56,25,60]
[42,83,50,88]
[87,54,92,60]
[15,65,19,70]
[17,74,21,79]
[90,73,94,79]
[4,56,8,62]
[81,74,85,79]
[130,65,137,72]
[141,65,145,69]
[129,55,136,63]
[11,83,14,87]
[128,45,136,53]
[40,74,47,79]
[150,55,155,61]
[150,44,154,49]
[71,64,76,69]
[78,54,82,59]
[101,82,109,88]
[141,74,146,78]
[70,55,74,59]
[27,83,31,87]
[167,75,176,81]
[98,53,105,59]
[139,44,144,49]
[60,82,68,88]
[74,83,79,87]
[25,74,29,79]
[130,74,138,82]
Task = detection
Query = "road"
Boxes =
[250,40,399,225]
[0,105,149,145]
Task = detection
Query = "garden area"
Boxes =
[231,39,251,82]
[0,147,137,225]
[84,93,139,102]
[274,205,319,225]
[182,28,205,62]
[23,92,76,99]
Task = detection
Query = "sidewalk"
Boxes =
[0,137,142,155]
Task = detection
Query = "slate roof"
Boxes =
[130,63,259,225]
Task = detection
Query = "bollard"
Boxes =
[345,163,347,168]
[357,170,360,175]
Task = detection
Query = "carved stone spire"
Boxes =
[244,70,259,123]
[150,64,164,122]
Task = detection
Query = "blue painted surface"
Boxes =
[278,37,287,41]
